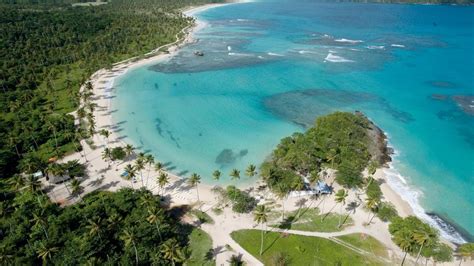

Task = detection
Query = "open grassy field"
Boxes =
[231,229,383,266]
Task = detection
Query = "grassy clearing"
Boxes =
[231,229,382,266]
[336,233,388,258]
[271,208,353,232]
[187,228,214,266]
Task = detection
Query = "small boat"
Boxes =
[194,51,204,56]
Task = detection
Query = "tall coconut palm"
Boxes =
[120,229,139,265]
[134,158,145,187]
[188,173,201,205]
[457,243,474,265]
[413,229,436,264]
[230,169,240,181]
[147,206,164,241]
[46,121,59,156]
[212,170,221,181]
[8,174,25,191]
[144,154,154,187]
[334,189,348,226]
[69,178,83,199]
[102,148,111,168]
[25,174,42,193]
[154,161,164,173]
[36,242,58,264]
[86,217,102,240]
[341,201,358,228]
[99,129,111,147]
[274,183,288,222]
[124,144,134,159]
[365,196,380,224]
[157,172,169,195]
[245,164,257,178]
[253,204,270,255]
[31,211,49,239]
[294,198,307,221]
[394,231,414,266]
[161,239,184,266]
[123,164,136,189]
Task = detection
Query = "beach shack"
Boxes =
[315,180,332,194]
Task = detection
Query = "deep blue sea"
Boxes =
[113,0,474,242]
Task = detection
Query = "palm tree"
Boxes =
[341,201,358,228]
[188,173,201,205]
[413,229,435,264]
[46,121,59,156]
[457,243,474,266]
[31,211,49,239]
[99,129,111,147]
[228,254,243,266]
[334,189,348,226]
[365,196,380,224]
[294,198,307,221]
[144,154,154,186]
[212,170,221,181]
[123,164,136,189]
[69,178,83,199]
[161,239,184,266]
[86,217,102,240]
[120,229,139,265]
[274,183,288,221]
[245,164,257,178]
[135,158,145,187]
[157,172,169,195]
[8,174,25,191]
[394,231,414,266]
[154,161,164,173]
[124,144,134,159]
[36,242,58,264]
[25,175,42,193]
[254,204,270,255]
[230,169,240,181]
[147,206,164,241]
[102,148,111,168]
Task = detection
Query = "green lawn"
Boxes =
[271,208,353,232]
[187,228,214,266]
[336,233,388,258]
[231,229,382,266]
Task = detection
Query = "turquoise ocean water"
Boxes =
[113,0,474,242]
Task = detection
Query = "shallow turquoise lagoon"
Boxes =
[113,1,474,241]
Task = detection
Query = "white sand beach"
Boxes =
[41,2,461,265]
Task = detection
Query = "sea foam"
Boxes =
[334,38,364,44]
[367,45,385,50]
[384,152,467,244]
[324,53,354,63]
[267,52,284,57]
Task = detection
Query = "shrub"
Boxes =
[226,186,257,213]
[111,147,126,161]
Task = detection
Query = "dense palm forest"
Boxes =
[1,187,196,264]
[0,0,222,264]
[0,0,223,178]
